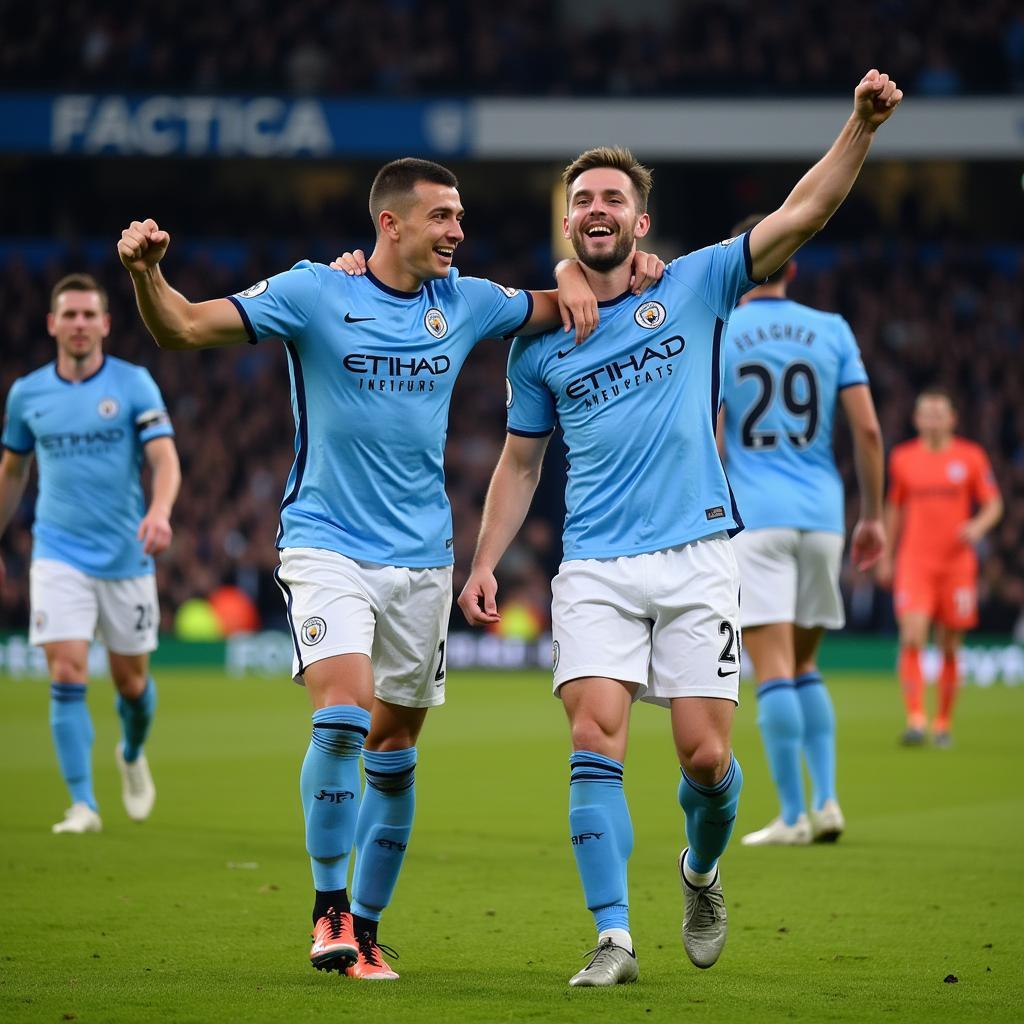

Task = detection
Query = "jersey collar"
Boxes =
[53,355,107,384]
[598,289,633,309]
[365,267,423,300]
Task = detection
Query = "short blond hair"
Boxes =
[562,147,653,213]
[51,273,108,312]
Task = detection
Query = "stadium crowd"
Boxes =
[2,0,1023,97]
[1,237,1021,637]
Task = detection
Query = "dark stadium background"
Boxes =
[1,0,1022,645]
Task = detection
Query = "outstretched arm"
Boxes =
[457,433,550,626]
[840,384,885,571]
[748,70,903,282]
[118,219,249,350]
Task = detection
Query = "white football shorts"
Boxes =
[550,533,742,707]
[29,558,159,655]
[275,547,453,708]
[731,527,845,630]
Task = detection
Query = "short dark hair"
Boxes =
[917,385,955,407]
[50,273,108,312]
[731,213,791,284]
[562,147,653,213]
[368,158,459,231]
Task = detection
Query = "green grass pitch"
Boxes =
[1,667,1022,1023]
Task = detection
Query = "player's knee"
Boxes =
[112,669,147,699]
[680,740,731,787]
[50,655,87,682]
[570,716,624,759]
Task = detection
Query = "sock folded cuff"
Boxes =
[312,705,371,732]
[363,746,417,792]
[758,678,794,698]
[570,750,624,786]
[51,682,87,702]
[794,671,823,688]
[681,754,738,797]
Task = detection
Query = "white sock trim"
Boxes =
[682,853,717,888]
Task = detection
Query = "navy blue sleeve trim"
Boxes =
[837,380,870,392]
[503,290,535,339]
[1,442,33,455]
[507,426,554,438]
[742,230,758,284]
[226,295,258,345]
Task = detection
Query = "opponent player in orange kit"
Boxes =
[878,388,1002,746]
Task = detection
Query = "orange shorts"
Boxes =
[893,561,978,630]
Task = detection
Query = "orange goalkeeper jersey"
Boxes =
[888,437,999,569]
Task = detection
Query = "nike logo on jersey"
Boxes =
[344,313,376,323]
[557,346,577,358]
[717,668,738,678]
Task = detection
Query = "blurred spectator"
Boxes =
[1,0,1020,96]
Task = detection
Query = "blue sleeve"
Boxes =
[226,261,323,344]
[506,338,555,436]
[457,276,534,341]
[664,230,758,321]
[835,316,869,389]
[132,369,175,444]
[1,379,34,454]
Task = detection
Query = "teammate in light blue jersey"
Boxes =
[117,157,663,980]
[720,214,885,848]
[0,274,180,834]
[460,68,903,987]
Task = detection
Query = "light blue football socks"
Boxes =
[351,746,418,922]
[795,671,836,811]
[116,677,157,763]
[755,678,805,825]
[678,754,743,875]
[300,705,370,892]
[50,682,96,811]
[568,751,633,935]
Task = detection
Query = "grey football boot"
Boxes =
[679,849,727,969]
[568,937,639,987]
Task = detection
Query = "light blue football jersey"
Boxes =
[2,356,174,578]
[721,297,869,533]
[227,263,532,567]
[506,233,757,561]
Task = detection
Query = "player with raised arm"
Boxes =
[116,158,661,981]
[458,70,902,986]
[0,274,180,834]
[718,217,885,847]
[878,387,1002,747]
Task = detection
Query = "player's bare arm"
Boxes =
[748,70,903,282]
[137,436,181,556]
[0,449,33,590]
[961,494,1003,545]
[841,384,886,571]
[876,500,902,588]
[118,219,250,350]
[457,432,550,627]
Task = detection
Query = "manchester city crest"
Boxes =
[634,300,666,330]
[424,307,448,339]
[301,616,327,646]
[98,398,120,419]
[237,280,269,298]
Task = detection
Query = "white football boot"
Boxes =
[52,802,102,834]
[569,937,638,987]
[809,799,845,843]
[116,743,156,821]
[740,813,811,846]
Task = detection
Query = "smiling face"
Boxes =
[564,167,650,272]
[47,289,110,362]
[385,180,465,283]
